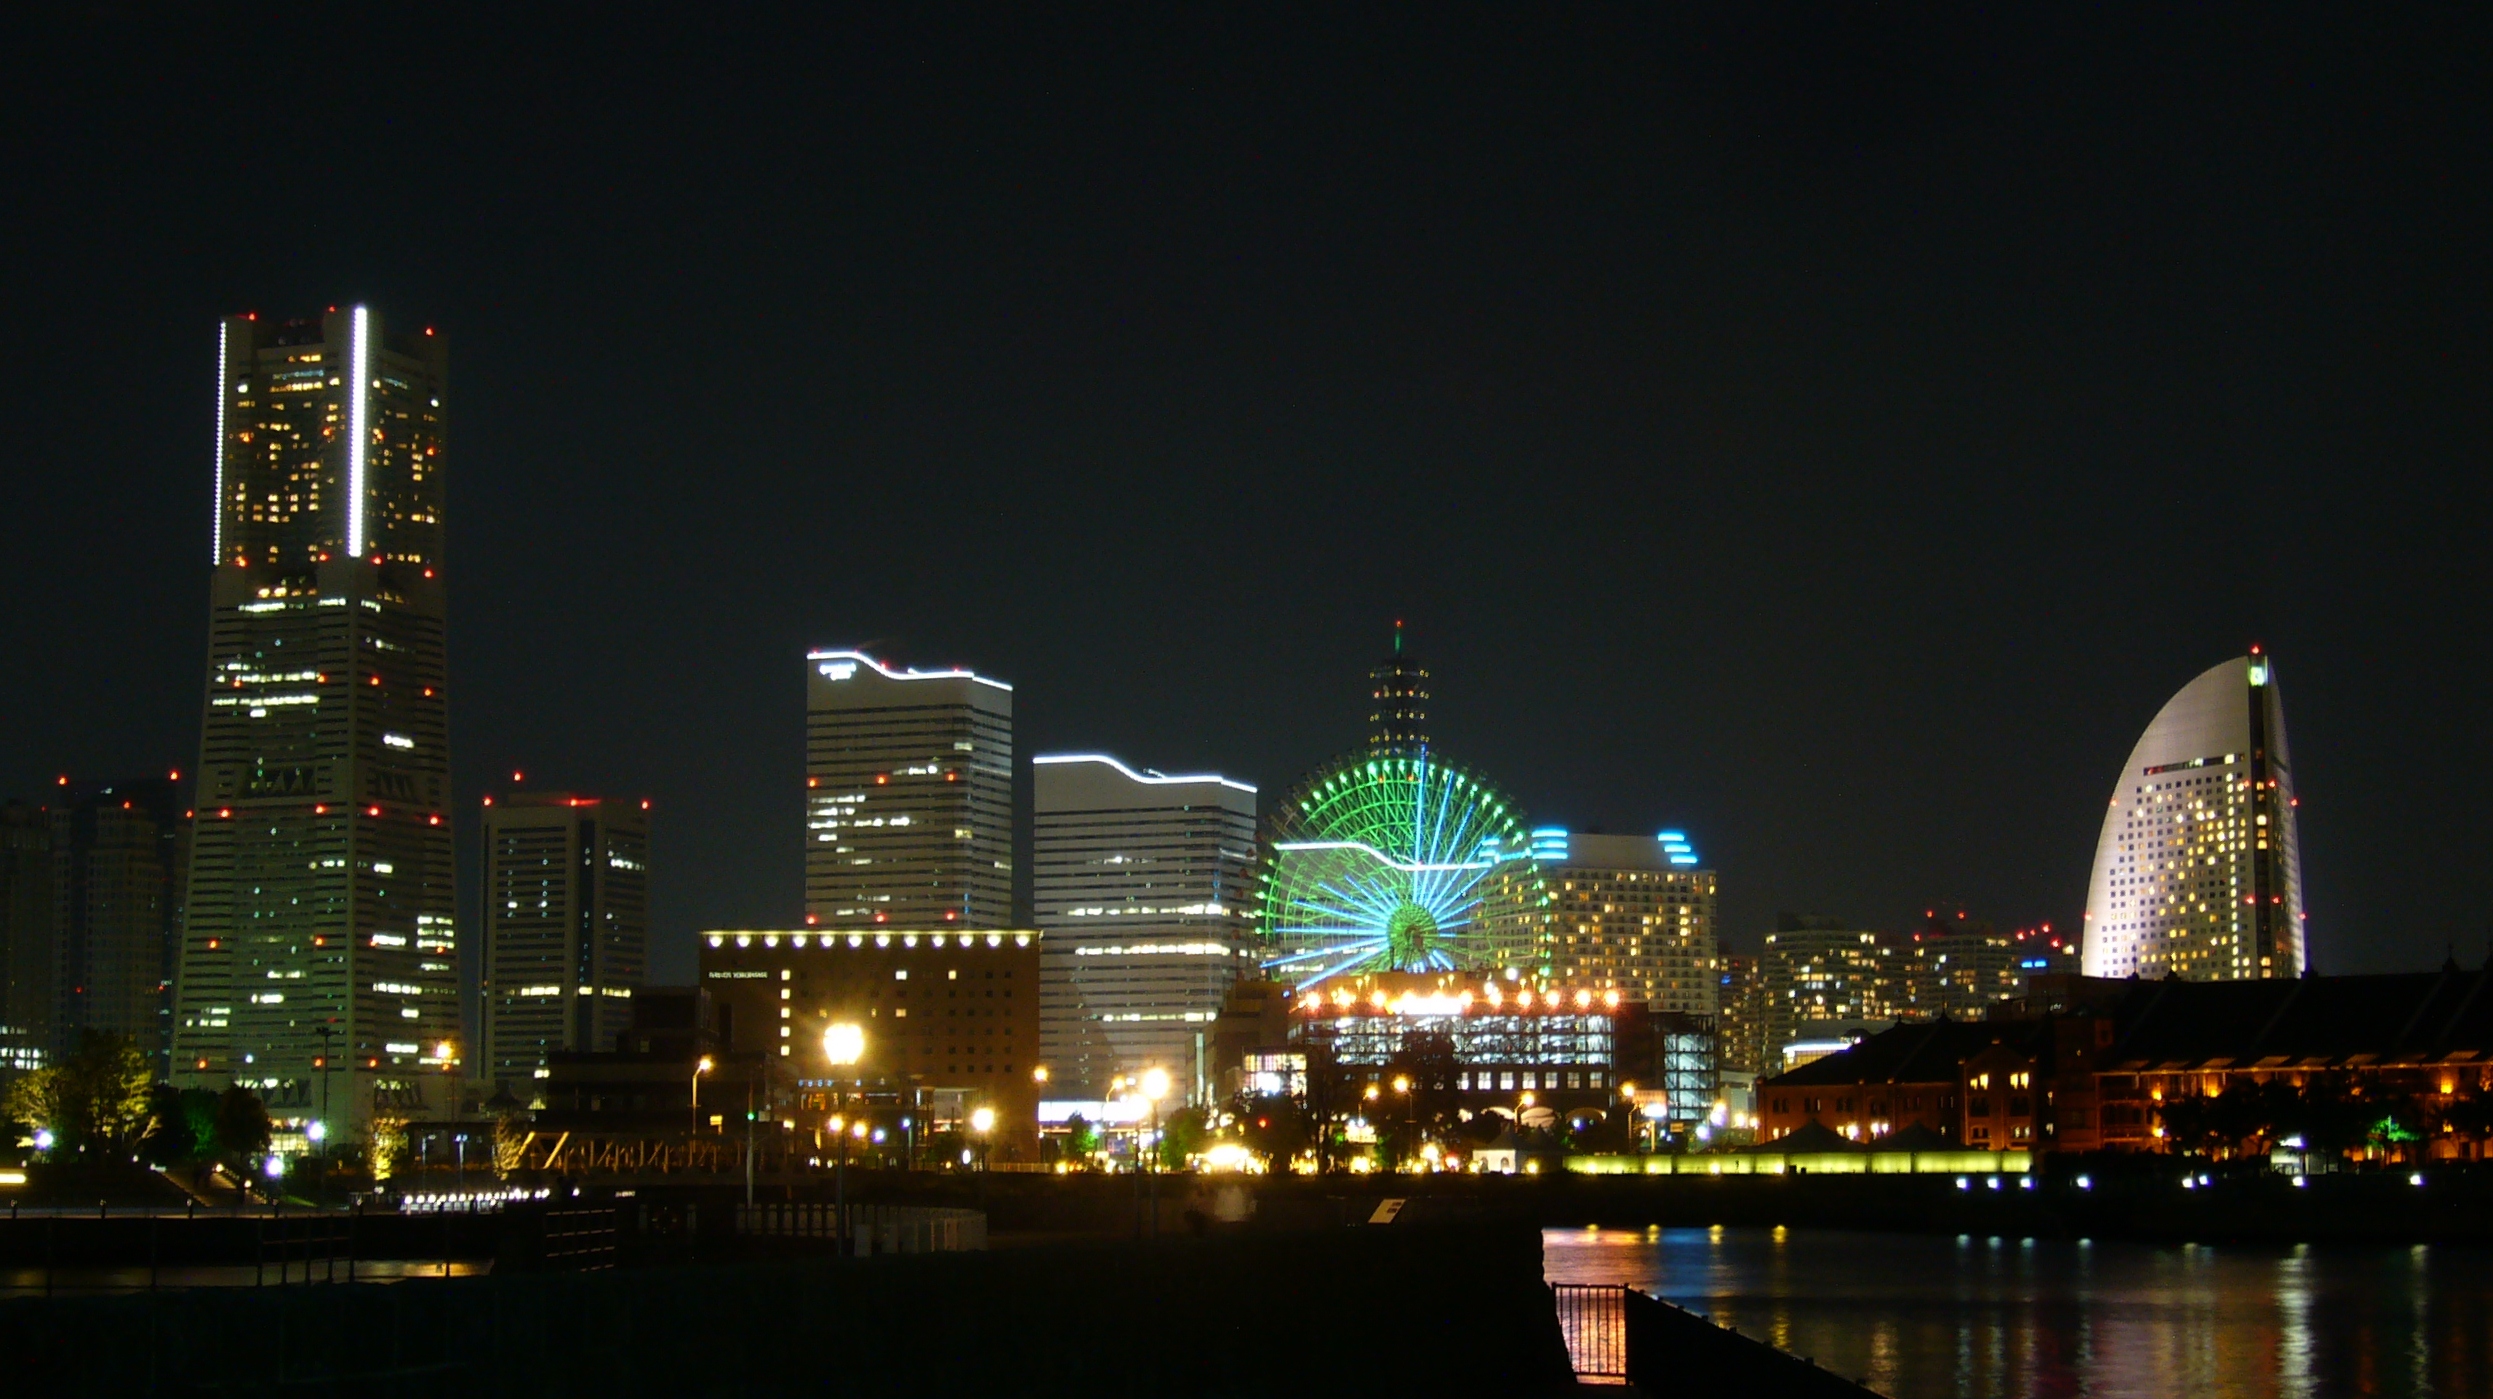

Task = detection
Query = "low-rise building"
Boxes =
[699,927,1043,1160]
[1285,972,1662,1139]
[1758,966,2493,1159]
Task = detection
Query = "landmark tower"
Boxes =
[172,307,459,1131]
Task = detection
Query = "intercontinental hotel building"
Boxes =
[2082,651,2305,981]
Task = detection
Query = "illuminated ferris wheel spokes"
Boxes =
[1258,749,1543,988]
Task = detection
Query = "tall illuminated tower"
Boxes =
[480,792,650,1094]
[52,776,190,1072]
[2082,651,2306,980]
[804,651,1013,928]
[1366,622,1429,754]
[1033,754,1258,1102]
[171,306,460,1133]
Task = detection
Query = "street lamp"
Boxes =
[970,1106,996,1173]
[692,1056,714,1132]
[824,1025,865,1254]
[1135,1067,1171,1241]
[1392,1075,1415,1170]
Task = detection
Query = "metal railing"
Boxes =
[734,1202,986,1254]
[543,1206,618,1271]
[255,1207,353,1285]
[1550,1283,1628,1381]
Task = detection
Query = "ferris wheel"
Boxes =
[1257,749,1548,989]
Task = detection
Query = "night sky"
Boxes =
[4,9,2486,985]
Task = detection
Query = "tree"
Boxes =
[2272,1083,2377,1159]
[213,1085,273,1168]
[492,1102,531,1177]
[1061,1113,1101,1167]
[1299,1035,1358,1172]
[2364,1094,2428,1159]
[7,1031,154,1162]
[1379,1030,1463,1163]
[3,1071,63,1151]
[1156,1106,1209,1170]
[139,1085,222,1169]
[2154,1093,2227,1157]
[2435,1090,2493,1147]
[1232,1093,1308,1172]
[368,1113,411,1181]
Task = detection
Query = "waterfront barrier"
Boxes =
[1567,1148,2032,1176]
[732,1201,985,1254]
[1551,1282,1887,1394]
[0,1223,1578,1396]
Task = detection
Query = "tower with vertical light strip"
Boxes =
[172,306,460,1134]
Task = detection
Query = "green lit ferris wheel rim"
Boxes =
[1258,749,1547,988]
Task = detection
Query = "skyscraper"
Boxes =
[1536,830,1720,1016]
[172,306,459,1132]
[1715,953,1764,1078]
[480,792,651,1094]
[52,776,189,1070]
[804,650,1013,929]
[1032,754,1258,1102]
[1367,623,1429,754]
[0,802,51,1073]
[1759,914,1899,1068]
[1896,910,2020,1020]
[2082,651,2306,980]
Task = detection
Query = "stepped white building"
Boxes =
[1032,755,1257,1103]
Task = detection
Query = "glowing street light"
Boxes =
[1135,1066,1172,1238]
[691,1055,715,1131]
[970,1105,996,1173]
[822,1026,866,1254]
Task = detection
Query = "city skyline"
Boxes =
[4,11,2485,987]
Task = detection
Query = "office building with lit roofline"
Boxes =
[804,651,1013,929]
[172,306,460,1133]
[2082,651,2305,980]
[1033,753,1258,1104]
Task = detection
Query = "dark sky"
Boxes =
[4,8,2487,985]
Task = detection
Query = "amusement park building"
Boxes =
[2082,652,2305,980]
[1033,754,1260,1104]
